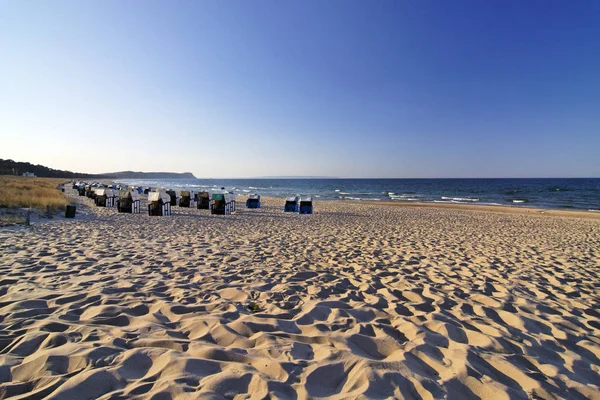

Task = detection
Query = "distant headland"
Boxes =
[102,171,196,180]
[0,159,196,180]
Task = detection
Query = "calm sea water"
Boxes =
[115,178,600,211]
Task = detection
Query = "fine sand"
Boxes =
[1,190,599,399]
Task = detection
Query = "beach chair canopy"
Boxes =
[130,190,140,201]
[181,190,190,197]
[300,196,312,203]
[119,190,140,201]
[286,196,298,203]
[225,193,236,202]
[97,188,116,197]
[212,193,225,201]
[248,194,260,200]
[148,191,170,203]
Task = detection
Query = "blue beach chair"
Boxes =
[299,197,313,214]
[284,196,299,212]
[246,194,261,208]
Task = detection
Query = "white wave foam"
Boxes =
[441,196,479,202]
[512,200,526,203]
[589,209,600,212]
[389,194,423,199]
[340,196,362,201]
[390,197,420,201]
[434,200,481,204]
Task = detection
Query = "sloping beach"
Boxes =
[1,193,599,399]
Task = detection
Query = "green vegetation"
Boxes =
[0,159,92,178]
[1,159,196,179]
[247,303,261,313]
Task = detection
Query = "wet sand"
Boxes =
[1,192,599,399]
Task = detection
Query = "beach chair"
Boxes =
[246,194,261,209]
[179,190,191,207]
[197,191,211,210]
[117,190,141,213]
[107,189,117,207]
[227,193,236,213]
[148,191,172,216]
[211,193,236,215]
[78,186,86,196]
[284,196,299,212]
[94,188,116,207]
[299,197,313,214]
[90,187,99,201]
[166,190,179,206]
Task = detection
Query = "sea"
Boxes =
[114,178,600,211]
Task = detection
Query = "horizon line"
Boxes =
[146,176,600,180]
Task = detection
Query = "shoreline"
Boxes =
[109,177,600,214]
[355,199,600,220]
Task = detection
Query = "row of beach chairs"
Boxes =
[285,196,313,214]
[73,183,312,216]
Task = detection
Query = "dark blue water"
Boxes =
[115,178,600,211]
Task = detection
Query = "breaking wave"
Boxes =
[441,197,479,202]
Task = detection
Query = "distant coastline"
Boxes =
[0,159,195,180]
[99,171,196,180]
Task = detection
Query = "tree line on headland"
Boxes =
[0,159,196,180]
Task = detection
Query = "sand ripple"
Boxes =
[1,195,599,399]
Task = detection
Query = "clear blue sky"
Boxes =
[1,1,598,178]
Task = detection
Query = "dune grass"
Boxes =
[0,176,70,211]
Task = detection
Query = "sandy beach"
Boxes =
[1,191,599,399]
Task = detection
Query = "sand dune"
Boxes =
[1,191,599,399]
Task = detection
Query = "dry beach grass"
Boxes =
[0,176,69,211]
[0,191,599,399]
